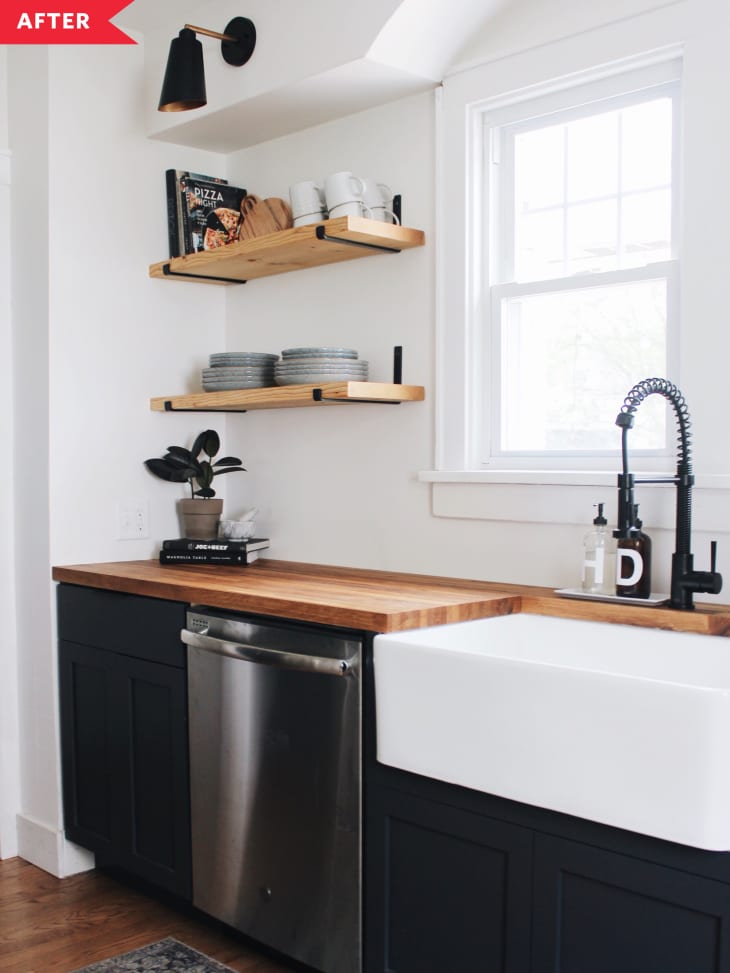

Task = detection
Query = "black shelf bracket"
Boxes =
[162,264,247,285]
[393,345,402,385]
[163,400,247,413]
[315,224,402,253]
[311,388,400,405]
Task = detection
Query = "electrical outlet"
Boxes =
[117,501,149,540]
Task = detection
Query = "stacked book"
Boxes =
[159,537,269,566]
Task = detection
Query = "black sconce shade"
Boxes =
[158,28,206,112]
[157,17,256,113]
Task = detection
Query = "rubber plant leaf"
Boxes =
[214,466,247,475]
[166,446,193,463]
[191,429,220,461]
[213,456,243,467]
[144,458,190,482]
[162,451,198,471]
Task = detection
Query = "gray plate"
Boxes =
[275,366,367,375]
[281,347,358,359]
[210,352,278,362]
[275,371,368,386]
[203,368,275,377]
[275,359,368,368]
[208,361,277,369]
[203,380,274,390]
[276,356,367,367]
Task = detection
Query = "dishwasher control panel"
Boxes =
[186,612,210,635]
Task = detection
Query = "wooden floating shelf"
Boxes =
[150,382,426,413]
[148,217,426,285]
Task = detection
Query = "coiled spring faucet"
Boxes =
[616,377,722,610]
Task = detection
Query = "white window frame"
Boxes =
[432,46,684,482]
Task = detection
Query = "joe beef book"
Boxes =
[179,174,248,254]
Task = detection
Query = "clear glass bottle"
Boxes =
[581,503,616,594]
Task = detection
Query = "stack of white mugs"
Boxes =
[289,171,399,227]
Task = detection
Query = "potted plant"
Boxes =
[145,429,246,539]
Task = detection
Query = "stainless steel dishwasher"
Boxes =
[181,607,362,973]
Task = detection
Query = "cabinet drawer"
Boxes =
[57,584,186,667]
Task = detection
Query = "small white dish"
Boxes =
[219,519,257,540]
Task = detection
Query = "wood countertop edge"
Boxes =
[51,558,730,637]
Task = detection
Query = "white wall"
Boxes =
[4,35,232,873]
[0,43,20,860]
[223,93,437,568]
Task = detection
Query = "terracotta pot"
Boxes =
[177,498,224,540]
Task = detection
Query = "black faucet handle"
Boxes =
[693,541,723,596]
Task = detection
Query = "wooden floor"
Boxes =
[0,857,302,973]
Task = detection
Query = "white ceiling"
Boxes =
[114,0,220,34]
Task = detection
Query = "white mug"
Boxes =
[293,212,327,227]
[362,178,391,208]
[324,171,366,211]
[289,180,327,220]
[328,200,373,219]
[361,178,399,222]
[370,205,400,224]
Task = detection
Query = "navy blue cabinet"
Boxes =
[57,584,191,898]
[366,784,532,973]
[532,833,730,973]
[365,764,730,973]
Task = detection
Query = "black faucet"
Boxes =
[615,377,722,610]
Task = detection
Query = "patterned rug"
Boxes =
[69,938,236,973]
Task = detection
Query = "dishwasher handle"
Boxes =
[181,628,357,677]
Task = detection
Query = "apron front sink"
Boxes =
[374,613,730,851]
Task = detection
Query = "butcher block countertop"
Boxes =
[50,558,730,636]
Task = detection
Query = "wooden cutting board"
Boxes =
[238,195,293,240]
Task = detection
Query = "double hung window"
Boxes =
[438,56,682,473]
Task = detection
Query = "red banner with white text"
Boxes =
[0,1,136,44]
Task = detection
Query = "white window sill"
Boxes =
[419,470,730,532]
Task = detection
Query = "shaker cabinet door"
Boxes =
[105,652,191,897]
[366,785,532,973]
[532,833,730,973]
[58,636,191,898]
[59,639,119,853]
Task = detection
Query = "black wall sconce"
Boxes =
[158,17,257,112]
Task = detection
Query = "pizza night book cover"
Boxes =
[180,175,248,253]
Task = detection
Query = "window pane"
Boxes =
[499,279,667,453]
[510,93,673,283]
[566,199,617,274]
[621,189,671,266]
[566,111,618,202]
[621,98,673,192]
[515,126,564,210]
[515,209,565,280]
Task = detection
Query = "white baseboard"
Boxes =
[16,813,95,877]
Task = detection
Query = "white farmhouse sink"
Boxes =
[374,613,730,851]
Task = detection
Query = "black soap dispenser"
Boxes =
[615,504,652,599]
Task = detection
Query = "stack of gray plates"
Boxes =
[274,347,368,386]
[203,352,278,391]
